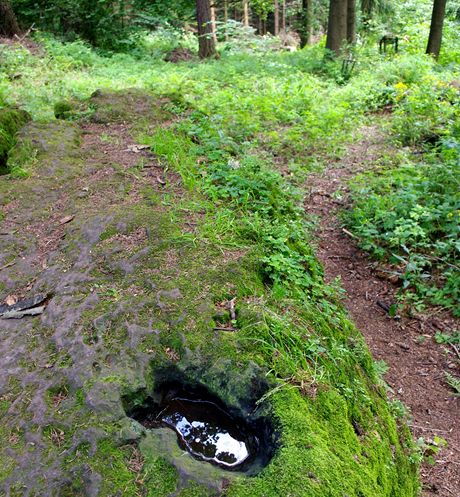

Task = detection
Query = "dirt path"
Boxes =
[303,122,460,497]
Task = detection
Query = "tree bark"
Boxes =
[274,0,279,35]
[325,0,347,56]
[299,0,313,48]
[210,2,217,43]
[0,0,20,37]
[347,0,356,44]
[224,0,229,40]
[426,0,447,59]
[281,0,286,32]
[197,0,217,59]
[243,0,249,26]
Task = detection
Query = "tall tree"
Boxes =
[325,0,347,55]
[210,2,217,43]
[281,0,286,31]
[223,0,229,40]
[0,0,20,37]
[197,0,217,58]
[426,0,447,59]
[347,0,356,44]
[243,0,250,26]
[299,0,313,48]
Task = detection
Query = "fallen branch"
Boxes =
[13,23,35,43]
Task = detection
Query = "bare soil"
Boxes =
[303,123,460,497]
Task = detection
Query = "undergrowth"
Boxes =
[345,89,460,315]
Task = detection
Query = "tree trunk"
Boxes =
[299,0,313,48]
[347,0,356,44]
[243,0,249,26]
[197,0,217,59]
[210,2,217,43]
[325,0,347,56]
[224,0,229,40]
[274,0,279,35]
[281,0,286,32]
[426,0,447,59]
[0,0,20,37]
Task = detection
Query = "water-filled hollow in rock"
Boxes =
[125,380,276,473]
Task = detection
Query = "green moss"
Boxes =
[54,100,74,120]
[175,482,212,497]
[0,107,31,174]
[89,440,140,497]
[90,88,171,126]
[143,456,179,497]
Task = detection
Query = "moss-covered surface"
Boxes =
[0,89,420,497]
[0,107,31,174]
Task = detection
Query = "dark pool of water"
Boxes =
[127,383,273,472]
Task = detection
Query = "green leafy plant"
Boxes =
[345,153,460,315]
[445,372,460,395]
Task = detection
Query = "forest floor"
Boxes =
[304,120,460,496]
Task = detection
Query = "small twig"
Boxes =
[213,327,237,332]
[342,228,358,239]
[450,344,460,361]
[0,261,16,271]
[442,485,455,496]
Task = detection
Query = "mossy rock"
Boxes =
[54,99,89,121]
[89,88,170,124]
[0,107,31,174]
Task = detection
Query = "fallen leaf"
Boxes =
[157,176,166,186]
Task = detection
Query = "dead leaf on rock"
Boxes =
[5,294,18,306]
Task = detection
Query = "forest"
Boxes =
[0,1,459,496]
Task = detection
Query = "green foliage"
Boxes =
[345,156,460,315]
[392,77,460,145]
[435,331,460,345]
[412,436,448,465]
[12,0,194,50]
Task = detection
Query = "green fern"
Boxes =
[445,372,460,396]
